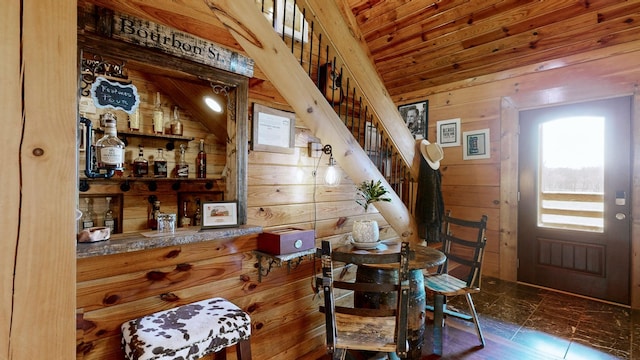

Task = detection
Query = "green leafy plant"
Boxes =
[355,179,392,212]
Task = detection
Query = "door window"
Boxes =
[538,117,604,232]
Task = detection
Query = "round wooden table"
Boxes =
[331,241,446,360]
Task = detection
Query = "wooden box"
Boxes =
[258,228,315,255]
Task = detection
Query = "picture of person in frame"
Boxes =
[398,101,427,140]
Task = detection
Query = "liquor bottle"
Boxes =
[170,106,183,136]
[176,144,189,178]
[148,200,161,230]
[128,105,141,131]
[133,145,149,177]
[194,198,202,226]
[153,148,168,178]
[95,113,125,171]
[103,196,116,233]
[153,92,164,134]
[181,201,191,227]
[82,198,96,229]
[196,139,206,178]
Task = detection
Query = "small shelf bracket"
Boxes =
[254,249,316,282]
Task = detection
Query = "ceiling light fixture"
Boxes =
[204,97,222,113]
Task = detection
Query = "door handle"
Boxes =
[615,213,626,220]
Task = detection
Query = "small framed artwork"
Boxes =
[201,201,238,229]
[463,128,491,160]
[398,100,428,140]
[436,118,461,147]
[252,103,295,154]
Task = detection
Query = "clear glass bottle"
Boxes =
[103,196,116,233]
[148,200,161,230]
[133,145,149,177]
[153,92,164,134]
[82,198,96,229]
[181,201,191,227]
[196,139,206,178]
[153,148,168,178]
[176,144,189,178]
[170,106,183,136]
[95,113,125,171]
[194,198,202,226]
[128,105,141,131]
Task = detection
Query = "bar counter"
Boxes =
[76,225,263,258]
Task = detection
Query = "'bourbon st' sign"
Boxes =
[102,11,254,78]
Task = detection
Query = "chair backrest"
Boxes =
[438,211,488,289]
[316,240,411,356]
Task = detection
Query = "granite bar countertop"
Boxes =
[76,225,262,259]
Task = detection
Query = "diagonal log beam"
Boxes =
[205,0,420,244]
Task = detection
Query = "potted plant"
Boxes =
[352,179,391,244]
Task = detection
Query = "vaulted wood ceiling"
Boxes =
[346,0,640,98]
[82,0,640,109]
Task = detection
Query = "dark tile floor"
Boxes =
[423,276,640,359]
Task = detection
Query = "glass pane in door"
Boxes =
[538,116,604,232]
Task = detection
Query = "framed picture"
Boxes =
[436,118,461,147]
[256,0,309,43]
[201,201,238,229]
[398,100,428,140]
[252,103,295,154]
[463,128,491,160]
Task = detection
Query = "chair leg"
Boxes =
[236,338,252,360]
[465,293,485,347]
[433,293,445,356]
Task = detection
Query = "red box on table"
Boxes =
[258,228,315,255]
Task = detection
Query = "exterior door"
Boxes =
[518,96,631,304]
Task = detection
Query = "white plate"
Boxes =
[351,240,381,249]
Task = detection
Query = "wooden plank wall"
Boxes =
[405,39,640,307]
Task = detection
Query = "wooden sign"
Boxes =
[90,76,140,114]
[107,12,254,78]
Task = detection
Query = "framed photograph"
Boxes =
[436,118,461,147]
[398,100,428,140]
[201,201,238,229]
[252,103,295,154]
[463,128,491,160]
[256,0,309,43]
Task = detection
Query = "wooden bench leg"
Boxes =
[214,349,227,360]
[236,338,252,360]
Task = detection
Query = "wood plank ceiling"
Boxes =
[346,0,640,98]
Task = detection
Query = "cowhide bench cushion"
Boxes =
[121,297,251,360]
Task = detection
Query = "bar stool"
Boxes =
[121,297,252,360]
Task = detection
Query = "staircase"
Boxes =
[206,0,422,244]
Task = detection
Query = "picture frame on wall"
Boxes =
[398,100,428,140]
[201,201,238,229]
[436,118,461,147]
[252,103,296,154]
[463,128,491,160]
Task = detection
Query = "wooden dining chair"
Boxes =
[316,240,411,359]
[424,212,488,355]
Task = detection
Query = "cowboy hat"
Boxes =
[419,139,443,170]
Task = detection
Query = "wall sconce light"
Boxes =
[308,142,340,187]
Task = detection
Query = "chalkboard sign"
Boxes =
[90,76,140,114]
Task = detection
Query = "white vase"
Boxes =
[352,220,380,243]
